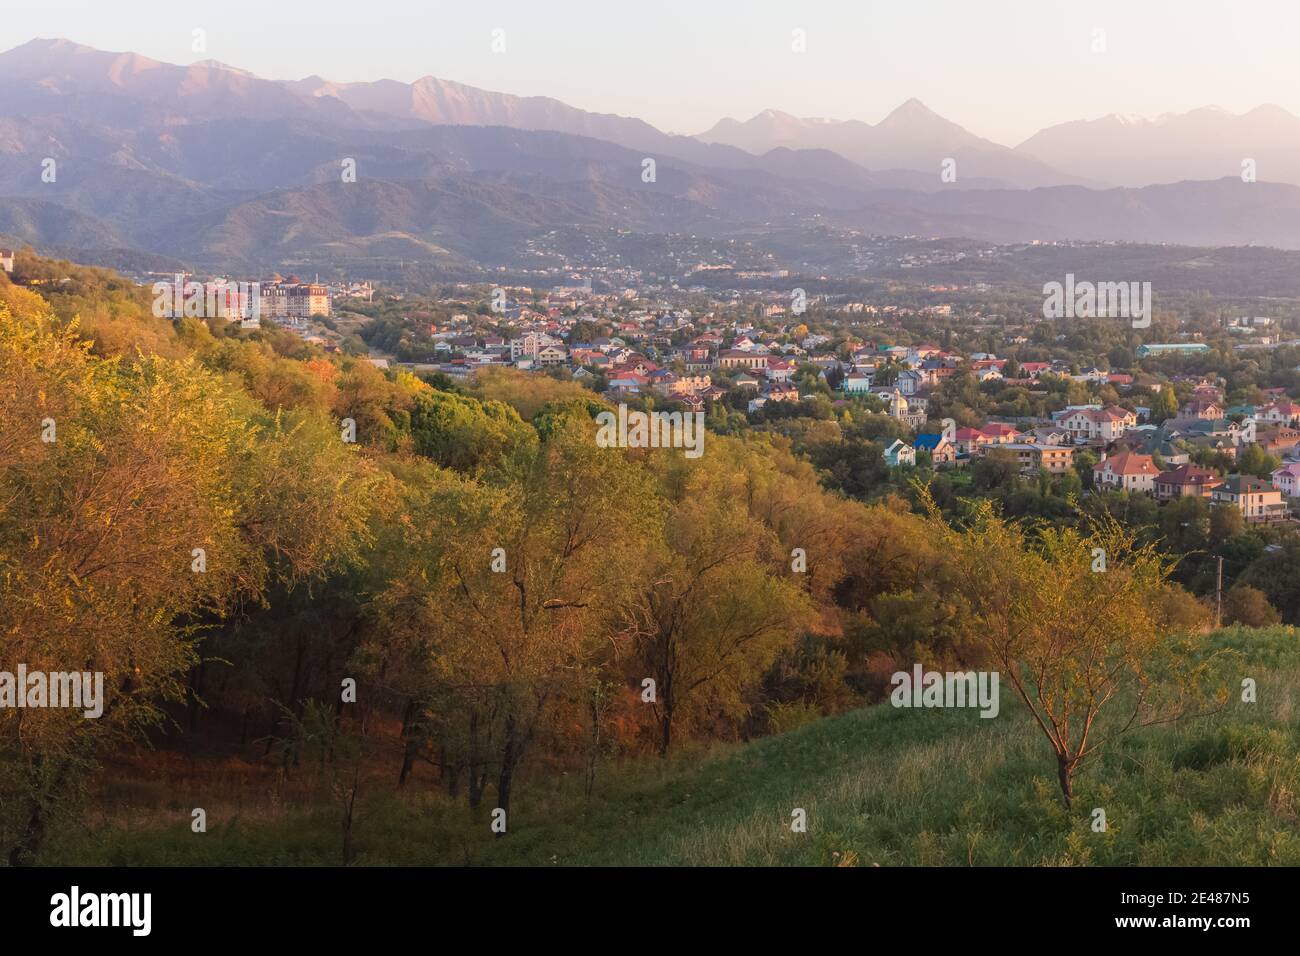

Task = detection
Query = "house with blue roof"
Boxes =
[913,432,956,466]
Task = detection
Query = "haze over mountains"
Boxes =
[697,103,1087,189]
[3,37,1300,274]
[1016,105,1300,188]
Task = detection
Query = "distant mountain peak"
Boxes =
[895,96,931,111]
[189,58,253,76]
[1017,103,1300,187]
[1244,103,1294,120]
[732,108,802,127]
[697,96,1085,187]
[18,37,95,52]
[880,98,940,124]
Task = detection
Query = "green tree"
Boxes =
[0,306,378,863]
[1151,385,1178,423]
[1222,584,1280,627]
[631,444,814,753]
[925,494,1227,807]
[1238,443,1280,479]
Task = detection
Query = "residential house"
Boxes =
[980,422,1023,444]
[764,383,800,403]
[1258,400,1300,426]
[1058,405,1136,443]
[1173,418,1242,444]
[1179,398,1225,421]
[897,369,924,395]
[1072,366,1109,384]
[1027,427,1070,446]
[954,427,992,457]
[1154,465,1223,500]
[672,345,713,366]
[510,332,559,360]
[1211,476,1288,522]
[699,384,728,403]
[913,432,957,466]
[919,357,961,386]
[1257,426,1300,457]
[606,376,645,396]
[1094,451,1160,493]
[1115,429,1189,466]
[882,439,916,467]
[766,358,797,383]
[980,442,1073,475]
[535,344,568,366]
[668,374,712,397]
[841,372,873,394]
[718,349,768,370]
[1270,462,1300,498]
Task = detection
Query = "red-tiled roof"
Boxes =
[1156,465,1221,486]
[1095,451,1158,476]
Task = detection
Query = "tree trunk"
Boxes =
[8,797,46,867]
[585,697,603,799]
[1056,755,1074,809]
[657,636,677,757]
[441,744,462,797]
[496,713,521,835]
[7,754,62,867]
[467,709,485,809]
[398,700,417,787]
[186,661,205,736]
[341,766,359,866]
[658,685,675,757]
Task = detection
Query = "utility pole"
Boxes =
[1215,554,1224,628]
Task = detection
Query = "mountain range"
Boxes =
[697,103,1086,189]
[4,37,1300,275]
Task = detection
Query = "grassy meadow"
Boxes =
[46,627,1299,867]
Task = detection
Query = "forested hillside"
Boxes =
[0,256,1290,866]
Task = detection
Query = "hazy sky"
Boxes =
[5,0,1298,143]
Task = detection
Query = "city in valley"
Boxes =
[117,247,1300,528]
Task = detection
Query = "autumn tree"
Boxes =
[0,305,378,863]
[632,441,813,754]
[1222,584,1280,627]
[925,494,1227,807]
[364,409,658,819]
